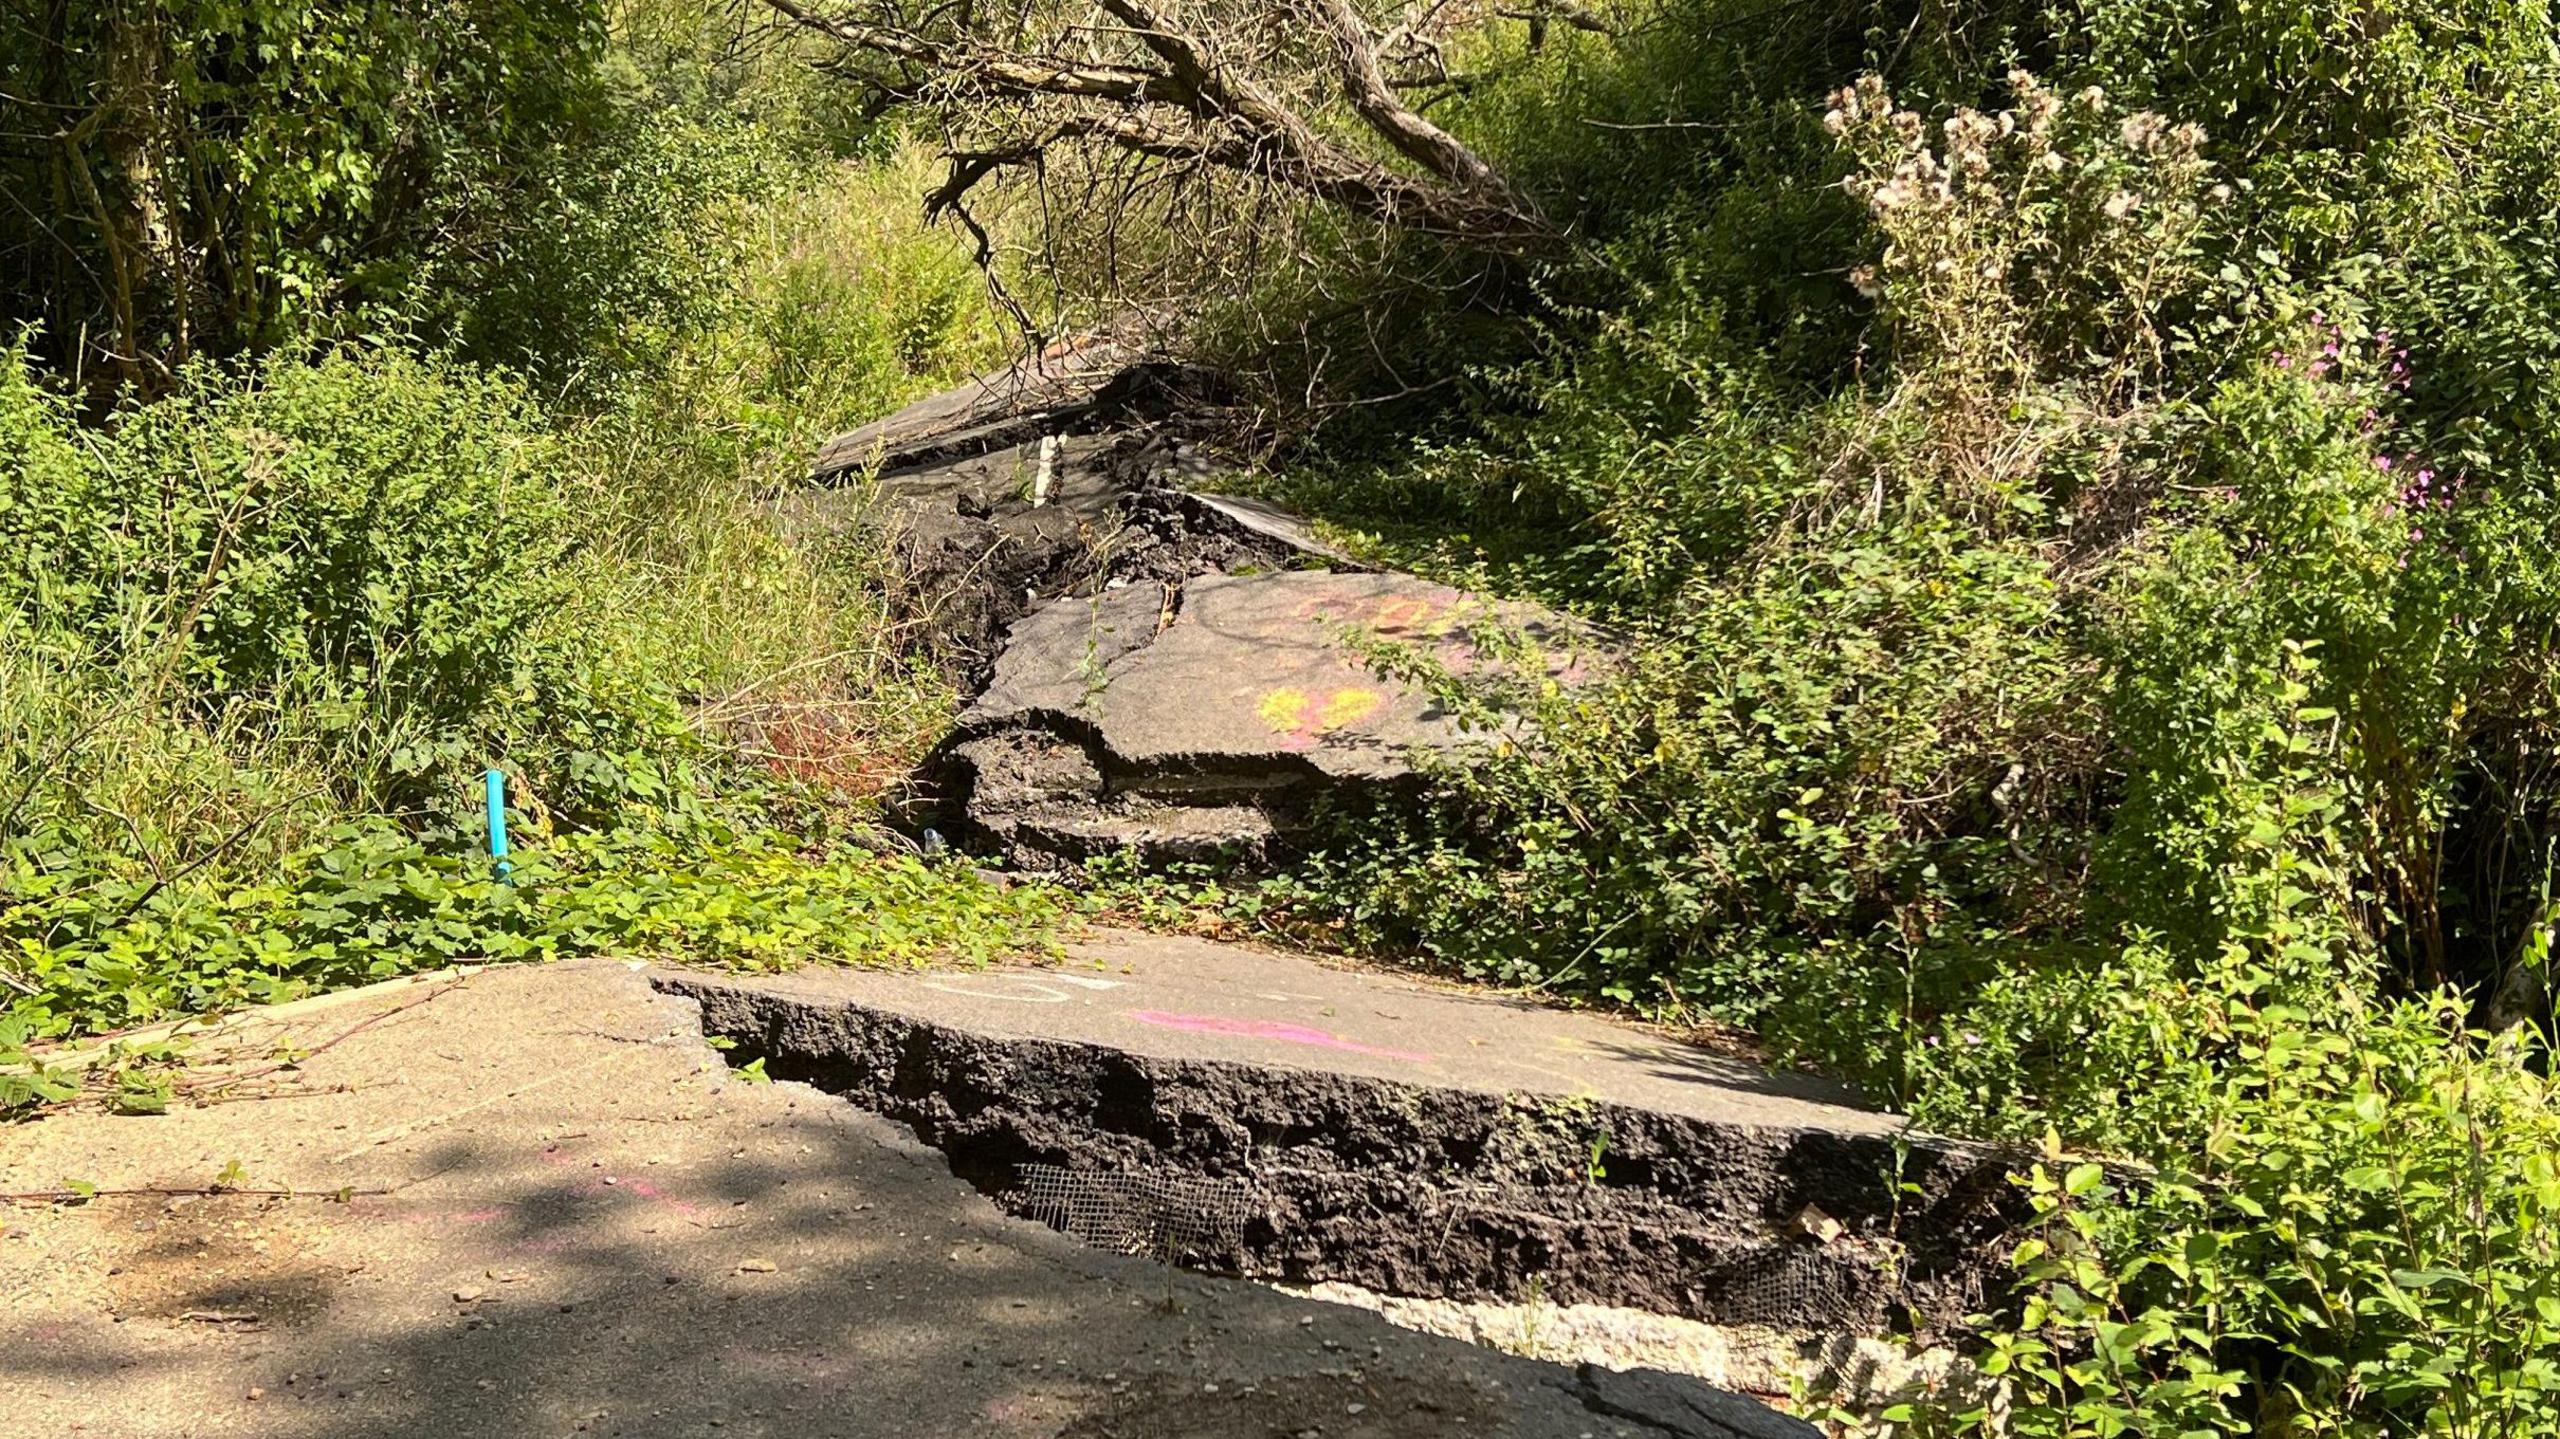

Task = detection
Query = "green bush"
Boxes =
[585,144,1009,514]
[14,350,573,732]
[1950,993,2560,1436]
[0,131,1012,1072]
[442,99,804,390]
[1202,11,2560,1427]
[0,343,703,831]
[1259,33,2560,1130]
[0,307,1034,1111]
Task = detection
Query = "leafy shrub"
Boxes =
[1945,993,2560,1436]
[0,0,1044,1132]
[1272,513,2083,1028]
[587,144,1009,516]
[2093,327,2556,986]
[1219,21,2560,1431]
[442,98,805,390]
[0,343,694,829]
[1263,47,2560,1128]
[22,350,572,732]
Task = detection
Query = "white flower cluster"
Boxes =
[2115,110,2204,158]
[1820,62,2223,366]
[1826,68,2213,227]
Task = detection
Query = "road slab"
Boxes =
[661,933,2017,1339]
[0,958,1817,1439]
[717,929,1895,1137]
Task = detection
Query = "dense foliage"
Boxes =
[0,2,1042,1109]
[1164,0,2560,1429]
[0,0,606,385]
[13,0,2560,1430]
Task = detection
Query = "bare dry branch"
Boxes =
[763,0,1191,103]
[759,0,1555,244]
[1496,0,1620,35]
[1301,0,1528,207]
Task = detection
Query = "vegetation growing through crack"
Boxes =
[14,0,2560,1432]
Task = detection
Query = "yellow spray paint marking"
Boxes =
[1257,687,1311,733]
[1318,687,1383,729]
[1258,685,1386,750]
[1370,596,1457,637]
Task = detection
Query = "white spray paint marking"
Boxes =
[922,973,1126,1004]
[1047,974,1126,992]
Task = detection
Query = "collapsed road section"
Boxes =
[655,931,2023,1341]
[780,344,1604,870]
[933,568,1603,867]
[780,342,1312,671]
[1,958,1845,1439]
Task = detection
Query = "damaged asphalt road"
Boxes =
[0,960,1820,1439]
[664,930,2018,1339]
[785,346,1609,870]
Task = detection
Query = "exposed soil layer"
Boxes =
[780,412,1291,679]
[660,973,2022,1338]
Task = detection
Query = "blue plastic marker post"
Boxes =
[485,767,512,882]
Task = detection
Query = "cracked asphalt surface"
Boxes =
[1,959,1807,1439]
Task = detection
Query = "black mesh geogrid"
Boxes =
[1013,1163,1256,1261]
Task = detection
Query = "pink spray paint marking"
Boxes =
[616,1177,710,1218]
[1124,1010,1429,1063]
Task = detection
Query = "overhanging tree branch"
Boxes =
[759,0,1554,244]
[1301,0,1522,205]
[763,0,1192,104]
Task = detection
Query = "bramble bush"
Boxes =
[1944,999,2560,1436]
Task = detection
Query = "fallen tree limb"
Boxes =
[1305,0,1520,203]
